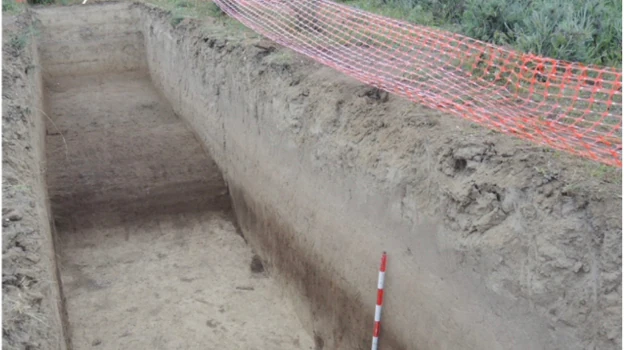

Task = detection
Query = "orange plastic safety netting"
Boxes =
[214,0,623,167]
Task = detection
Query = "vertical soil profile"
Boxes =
[1,2,621,350]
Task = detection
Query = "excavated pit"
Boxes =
[4,2,621,350]
[37,4,312,349]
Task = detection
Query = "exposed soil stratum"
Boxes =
[2,2,622,350]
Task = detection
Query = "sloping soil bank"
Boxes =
[2,12,69,350]
[2,2,621,349]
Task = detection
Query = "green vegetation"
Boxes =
[143,0,255,37]
[144,0,225,26]
[337,0,622,67]
[2,0,26,14]
[9,33,28,51]
[6,0,619,67]
[8,25,38,52]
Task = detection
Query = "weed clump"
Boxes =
[7,26,38,53]
[2,0,26,14]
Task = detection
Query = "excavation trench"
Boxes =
[45,72,315,348]
[38,5,313,350]
[7,2,621,350]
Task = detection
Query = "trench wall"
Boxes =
[136,3,622,350]
[35,3,147,77]
[3,4,148,348]
[2,11,68,350]
[6,3,620,349]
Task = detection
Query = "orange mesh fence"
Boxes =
[214,0,623,167]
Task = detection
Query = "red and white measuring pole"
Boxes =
[372,251,387,350]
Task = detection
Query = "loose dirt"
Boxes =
[44,71,313,349]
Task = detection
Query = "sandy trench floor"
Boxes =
[44,71,314,349]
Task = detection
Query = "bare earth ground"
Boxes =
[138,5,621,348]
[43,71,313,349]
[3,12,68,349]
[2,2,622,349]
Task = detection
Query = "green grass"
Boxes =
[8,25,38,52]
[338,0,440,27]
[144,0,225,25]
[2,0,26,14]
[561,160,622,194]
[589,163,621,182]
[9,34,28,51]
[337,0,622,68]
